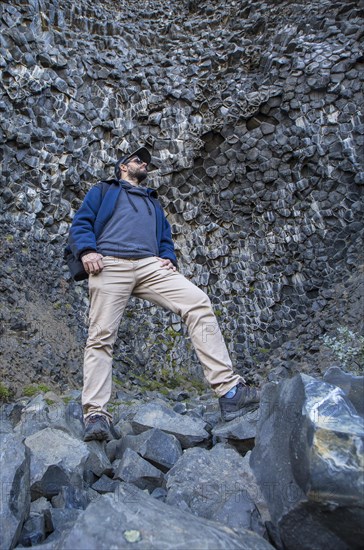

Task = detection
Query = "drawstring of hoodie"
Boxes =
[120,182,153,215]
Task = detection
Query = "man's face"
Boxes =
[123,156,148,183]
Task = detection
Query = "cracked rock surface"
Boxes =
[0,368,362,549]
[0,0,363,396]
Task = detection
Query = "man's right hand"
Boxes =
[81,252,104,275]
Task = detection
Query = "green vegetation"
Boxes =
[321,326,364,373]
[165,327,180,338]
[134,369,206,394]
[62,396,72,404]
[112,375,124,387]
[23,383,51,397]
[0,382,11,401]
[108,401,122,412]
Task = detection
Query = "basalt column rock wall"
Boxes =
[0,0,363,394]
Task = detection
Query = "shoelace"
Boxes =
[87,414,107,425]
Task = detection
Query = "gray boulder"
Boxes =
[42,508,83,548]
[117,428,183,471]
[250,374,364,550]
[165,443,266,535]
[24,428,89,499]
[51,485,93,510]
[91,475,120,494]
[212,489,263,534]
[0,433,30,550]
[323,366,364,416]
[13,397,85,440]
[113,448,164,490]
[0,407,17,434]
[14,395,50,437]
[18,513,46,547]
[131,402,210,448]
[61,482,274,549]
[212,409,258,448]
[84,440,113,477]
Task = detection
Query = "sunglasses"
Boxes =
[125,157,145,165]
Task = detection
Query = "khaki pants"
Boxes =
[82,256,243,419]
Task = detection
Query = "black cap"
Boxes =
[115,147,151,179]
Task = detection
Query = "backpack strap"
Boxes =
[95,179,116,202]
[101,181,110,200]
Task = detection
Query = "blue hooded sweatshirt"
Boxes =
[68,179,177,266]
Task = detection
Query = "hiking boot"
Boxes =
[219,383,260,422]
[83,414,113,442]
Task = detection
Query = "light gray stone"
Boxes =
[131,402,209,448]
[0,433,30,550]
[323,366,364,416]
[165,443,267,535]
[24,428,89,499]
[212,409,258,442]
[250,374,364,550]
[113,448,164,490]
[84,440,113,477]
[62,483,274,549]
[118,428,183,471]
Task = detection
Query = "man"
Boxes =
[68,146,260,442]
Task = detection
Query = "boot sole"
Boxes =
[221,402,259,422]
[84,430,111,442]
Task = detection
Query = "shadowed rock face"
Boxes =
[250,373,364,550]
[61,483,273,550]
[0,433,30,550]
[0,0,363,395]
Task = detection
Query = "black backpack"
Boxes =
[64,181,111,281]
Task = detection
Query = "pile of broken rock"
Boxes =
[1,367,363,549]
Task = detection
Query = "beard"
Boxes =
[128,165,148,183]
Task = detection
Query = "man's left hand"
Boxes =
[158,258,176,271]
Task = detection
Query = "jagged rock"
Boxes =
[150,487,168,501]
[0,403,18,434]
[113,448,164,491]
[61,401,85,439]
[24,428,89,500]
[30,497,52,515]
[212,489,263,535]
[165,443,266,536]
[14,395,50,437]
[84,440,113,477]
[51,485,92,510]
[116,428,183,471]
[61,482,274,549]
[91,474,120,494]
[212,409,258,442]
[131,402,210,448]
[323,366,364,416]
[250,374,364,550]
[43,508,83,548]
[0,433,30,550]
[18,514,46,547]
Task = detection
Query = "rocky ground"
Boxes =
[1,367,363,549]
